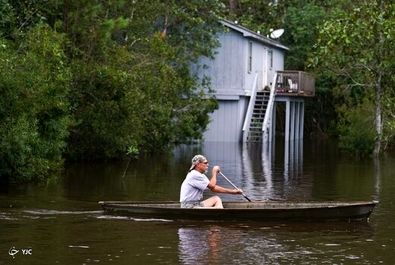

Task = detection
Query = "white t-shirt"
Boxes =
[180,170,210,202]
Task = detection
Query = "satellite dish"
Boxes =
[270,29,284,39]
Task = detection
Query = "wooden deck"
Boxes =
[273,71,315,97]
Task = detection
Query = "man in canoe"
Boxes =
[180,155,243,208]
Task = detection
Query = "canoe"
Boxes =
[98,200,378,222]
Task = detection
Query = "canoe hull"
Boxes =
[98,201,378,222]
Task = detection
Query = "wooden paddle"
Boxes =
[219,171,252,202]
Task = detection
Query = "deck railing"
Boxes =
[242,73,259,142]
[275,71,315,97]
[262,72,277,141]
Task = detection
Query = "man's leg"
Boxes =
[202,196,223,208]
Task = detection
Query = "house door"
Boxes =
[262,48,268,89]
[266,49,275,87]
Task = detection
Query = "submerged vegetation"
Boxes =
[0,0,394,183]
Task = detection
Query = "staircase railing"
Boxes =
[242,73,259,142]
[262,73,278,142]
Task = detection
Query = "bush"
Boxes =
[0,24,71,183]
[337,100,376,156]
[66,38,217,160]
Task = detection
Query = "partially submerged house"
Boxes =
[195,20,315,142]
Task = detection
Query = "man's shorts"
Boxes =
[180,201,205,208]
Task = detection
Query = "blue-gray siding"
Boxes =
[203,98,248,142]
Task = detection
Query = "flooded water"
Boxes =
[1,140,395,264]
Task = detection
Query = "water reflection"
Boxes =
[178,226,222,265]
[241,142,275,200]
[283,140,303,181]
[177,222,375,265]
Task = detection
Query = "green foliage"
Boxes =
[309,0,395,154]
[0,24,71,183]
[0,0,63,39]
[337,100,376,156]
[67,60,143,159]
[282,3,326,70]
[64,1,222,160]
[222,0,285,36]
[0,0,15,37]
[127,142,139,158]
[382,91,395,148]
[0,1,223,182]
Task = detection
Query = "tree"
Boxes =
[0,1,225,183]
[63,0,223,159]
[310,0,395,155]
[0,24,71,183]
[221,0,285,35]
[281,2,326,70]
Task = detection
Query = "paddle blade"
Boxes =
[243,194,252,202]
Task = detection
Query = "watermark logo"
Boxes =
[8,247,19,259]
[8,246,32,259]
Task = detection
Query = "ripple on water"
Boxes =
[22,209,102,215]
[324,243,341,247]
[345,255,362,260]
[0,212,18,221]
[68,245,90,249]
[95,215,173,222]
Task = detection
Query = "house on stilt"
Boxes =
[194,20,315,143]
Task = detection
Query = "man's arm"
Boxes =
[207,166,242,195]
[209,185,241,194]
[207,165,220,189]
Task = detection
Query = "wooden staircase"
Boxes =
[246,91,270,142]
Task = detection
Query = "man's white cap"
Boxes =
[189,155,207,171]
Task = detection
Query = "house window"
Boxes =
[248,41,252,73]
[268,50,273,69]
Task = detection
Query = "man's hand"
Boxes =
[235,188,243,194]
[212,165,221,173]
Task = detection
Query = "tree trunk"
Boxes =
[373,73,383,156]
[228,0,240,14]
[374,0,385,156]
